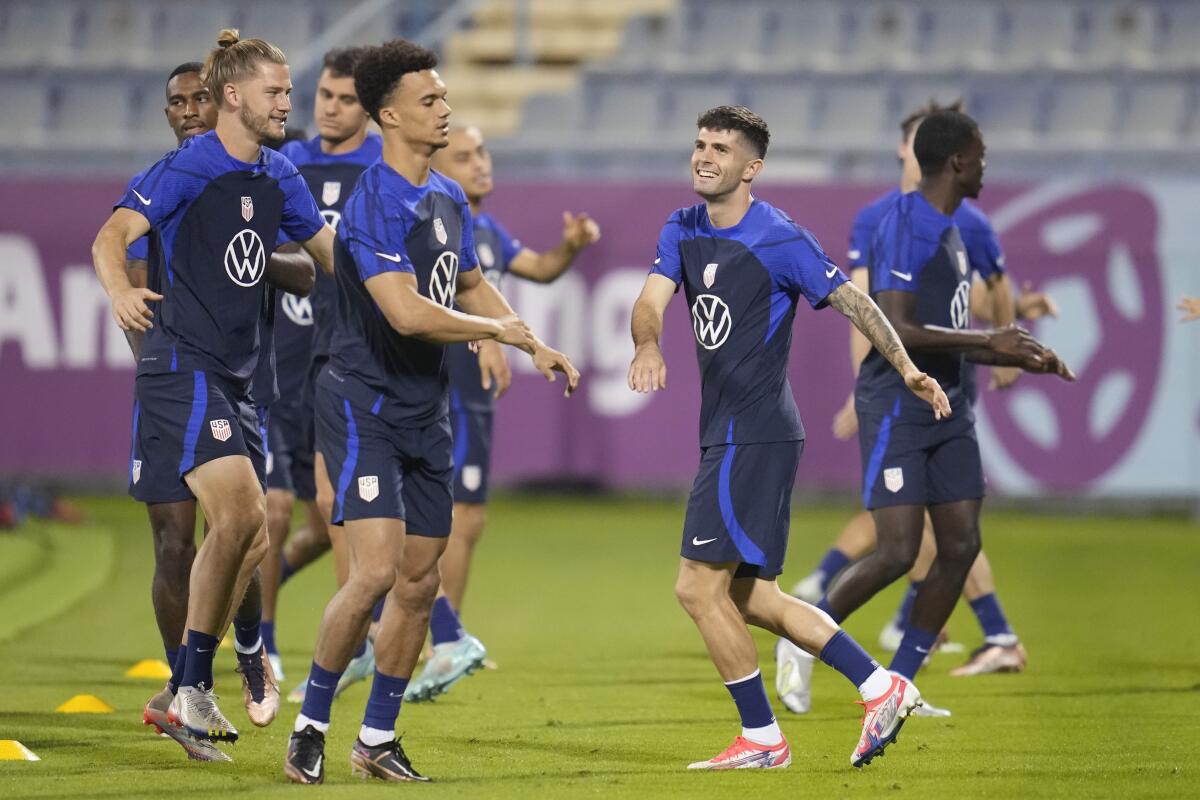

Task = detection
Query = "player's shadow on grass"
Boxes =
[446,732,682,768]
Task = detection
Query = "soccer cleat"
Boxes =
[287,678,308,704]
[851,674,921,768]
[404,635,487,702]
[284,725,326,784]
[774,638,814,714]
[350,737,431,782]
[878,620,904,653]
[950,642,1027,677]
[168,685,239,742]
[686,736,791,770]
[334,640,375,698]
[791,571,826,605]
[144,705,232,762]
[145,683,174,714]
[911,699,953,717]
[236,646,280,727]
[269,652,286,683]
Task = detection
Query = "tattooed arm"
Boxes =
[827,281,952,420]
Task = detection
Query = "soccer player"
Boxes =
[795,109,1073,718]
[402,124,601,701]
[627,106,950,770]
[284,40,578,784]
[93,29,335,745]
[260,46,382,687]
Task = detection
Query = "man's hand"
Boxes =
[494,314,534,349]
[627,343,667,393]
[989,365,1022,390]
[1033,348,1076,382]
[904,368,951,420]
[1178,296,1200,322]
[988,325,1047,371]
[562,211,601,250]
[531,344,580,397]
[477,340,512,399]
[112,286,163,331]
[832,392,858,440]
[1016,281,1059,321]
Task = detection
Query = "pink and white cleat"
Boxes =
[851,674,921,768]
[687,736,791,770]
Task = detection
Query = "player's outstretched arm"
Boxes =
[508,212,601,283]
[93,208,162,332]
[266,242,316,297]
[299,224,337,276]
[828,282,951,420]
[1178,296,1200,323]
[365,271,527,345]
[971,272,1022,390]
[456,268,580,396]
[627,274,675,393]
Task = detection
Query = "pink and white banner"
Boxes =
[1,179,1196,496]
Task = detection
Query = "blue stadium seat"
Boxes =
[1043,79,1120,148]
[743,79,815,143]
[760,1,844,70]
[671,2,767,71]
[74,0,156,69]
[918,2,1001,70]
[239,2,316,65]
[582,73,662,136]
[155,2,236,69]
[1155,1,1200,69]
[1117,79,1190,148]
[997,1,1081,69]
[969,79,1043,148]
[894,80,971,122]
[0,79,51,146]
[847,2,921,70]
[1077,3,1156,68]
[53,79,136,148]
[520,91,585,139]
[663,76,743,138]
[0,1,77,68]
[811,83,891,148]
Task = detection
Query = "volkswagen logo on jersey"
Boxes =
[703,262,718,288]
[241,196,254,222]
[429,251,459,308]
[224,229,267,287]
[950,281,971,329]
[322,181,341,206]
[477,242,495,268]
[281,293,314,326]
[320,208,342,231]
[433,217,448,245]
[691,293,732,350]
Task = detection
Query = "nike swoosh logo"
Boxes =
[302,756,322,778]
[890,270,913,282]
[915,646,930,654]
[132,189,152,206]
[388,692,403,698]
[195,648,212,654]
[310,681,329,689]
[825,267,839,278]
[375,252,404,263]
[692,536,718,546]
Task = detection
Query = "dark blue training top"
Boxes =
[323,162,478,427]
[856,190,974,419]
[278,133,382,373]
[114,130,324,388]
[651,199,848,448]
[447,211,524,414]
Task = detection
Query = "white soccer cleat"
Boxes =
[790,572,826,605]
[268,652,285,683]
[911,699,952,717]
[851,674,921,768]
[168,685,239,742]
[687,735,791,770]
[950,642,1027,676]
[774,638,814,714]
[878,621,904,653]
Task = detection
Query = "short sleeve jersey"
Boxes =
[114,130,324,386]
[325,162,478,426]
[446,211,524,414]
[650,199,848,447]
[278,133,382,372]
[856,191,974,418]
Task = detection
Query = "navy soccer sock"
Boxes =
[889,624,939,680]
[279,558,297,585]
[261,620,277,655]
[359,670,409,744]
[723,669,782,746]
[429,596,465,646]
[179,630,219,690]
[819,630,880,688]
[168,646,187,694]
[297,661,343,729]
[814,548,852,591]
[372,597,385,623]
[892,581,921,630]
[969,593,1017,645]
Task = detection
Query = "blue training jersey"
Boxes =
[323,162,478,426]
[114,130,324,387]
[278,134,382,376]
[856,191,974,419]
[446,211,524,414]
[651,199,848,448]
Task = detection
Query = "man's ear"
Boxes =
[223,82,239,109]
[742,158,764,182]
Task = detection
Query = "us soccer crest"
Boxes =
[321,181,341,206]
[210,419,232,442]
[476,242,495,268]
[462,465,482,492]
[433,217,448,245]
[956,250,968,276]
[884,467,904,493]
[358,475,379,502]
[132,460,142,484]
[703,262,718,288]
[241,196,254,222]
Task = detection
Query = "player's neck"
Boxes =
[918,178,964,217]
[382,138,433,186]
[214,117,262,163]
[704,190,753,229]
[320,126,368,156]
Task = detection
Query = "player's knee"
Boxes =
[395,563,441,610]
[937,529,981,572]
[244,525,269,567]
[350,561,397,601]
[455,503,487,545]
[674,574,716,618]
[210,492,266,544]
[153,525,196,568]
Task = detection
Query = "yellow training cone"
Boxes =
[56,694,114,714]
[0,740,40,761]
[125,659,172,680]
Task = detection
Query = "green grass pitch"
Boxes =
[1,495,1197,798]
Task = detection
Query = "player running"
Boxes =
[403,124,601,702]
[94,29,334,747]
[792,109,1073,719]
[627,106,950,770]
[284,40,578,785]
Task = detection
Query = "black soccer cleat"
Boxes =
[284,725,326,785]
[349,736,431,783]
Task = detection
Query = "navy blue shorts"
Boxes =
[858,402,984,510]
[450,409,493,505]
[129,371,267,504]
[314,382,454,536]
[266,399,316,500]
[681,440,803,579]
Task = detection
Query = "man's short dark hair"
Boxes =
[899,97,965,140]
[354,39,439,124]
[322,46,370,80]
[696,105,770,159]
[166,61,204,88]
[913,109,979,175]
